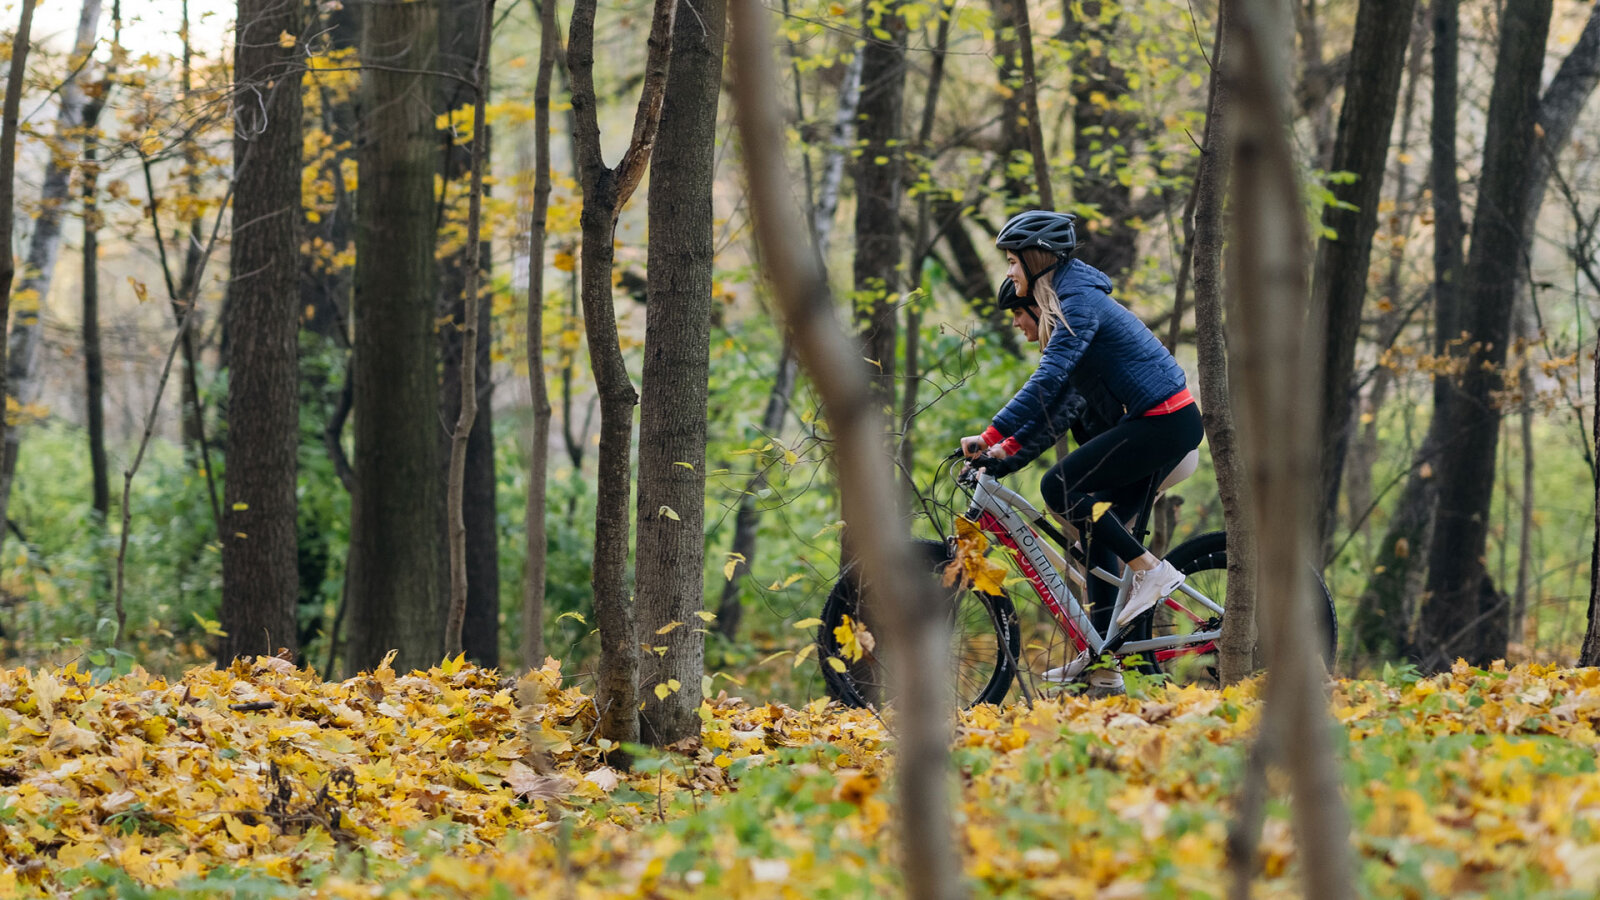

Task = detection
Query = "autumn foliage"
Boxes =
[0,656,1596,896]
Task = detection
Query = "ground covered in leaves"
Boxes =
[2,656,1599,898]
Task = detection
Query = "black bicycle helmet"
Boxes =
[996,277,1034,311]
[995,210,1079,257]
[996,210,1078,294]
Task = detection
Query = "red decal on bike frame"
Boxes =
[977,512,1088,653]
[1153,596,1214,661]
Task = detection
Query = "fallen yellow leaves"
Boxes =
[1,657,1600,896]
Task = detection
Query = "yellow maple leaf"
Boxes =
[833,615,863,662]
[951,517,1009,596]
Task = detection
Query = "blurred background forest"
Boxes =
[0,0,1598,707]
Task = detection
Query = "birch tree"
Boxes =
[0,0,103,549]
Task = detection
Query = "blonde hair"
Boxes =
[1020,248,1069,345]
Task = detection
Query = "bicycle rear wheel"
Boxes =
[1151,531,1338,686]
[818,539,1021,709]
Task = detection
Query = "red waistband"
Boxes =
[1142,387,1195,417]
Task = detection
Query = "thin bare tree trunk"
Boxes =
[1189,4,1256,685]
[176,0,206,457]
[1343,5,1429,539]
[729,4,962,896]
[568,0,676,756]
[82,26,115,615]
[1223,2,1352,898]
[0,0,103,548]
[1586,296,1600,665]
[1011,0,1052,208]
[444,0,495,659]
[0,5,36,439]
[1311,0,1417,558]
[435,0,500,667]
[1059,0,1142,277]
[715,343,796,639]
[1512,343,1534,651]
[897,0,956,481]
[522,0,559,669]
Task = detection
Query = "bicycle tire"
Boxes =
[817,539,1022,709]
[1151,531,1338,685]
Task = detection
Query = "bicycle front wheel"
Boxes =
[817,539,1021,709]
[1152,531,1338,686]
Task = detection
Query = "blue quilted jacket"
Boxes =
[989,259,1188,456]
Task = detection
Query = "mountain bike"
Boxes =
[816,452,1337,708]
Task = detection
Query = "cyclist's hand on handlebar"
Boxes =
[970,451,1025,477]
[959,434,988,459]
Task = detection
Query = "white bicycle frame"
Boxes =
[962,468,1225,661]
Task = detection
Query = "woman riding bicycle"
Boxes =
[960,210,1203,657]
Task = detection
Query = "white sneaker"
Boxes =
[1087,669,1125,693]
[1116,559,1184,627]
[1041,650,1091,683]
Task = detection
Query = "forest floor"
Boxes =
[1,655,1598,898]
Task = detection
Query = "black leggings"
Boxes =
[1039,403,1204,565]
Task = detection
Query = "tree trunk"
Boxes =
[1416,0,1552,672]
[988,0,1029,203]
[1188,4,1256,685]
[1351,0,1464,667]
[0,0,103,551]
[853,0,907,407]
[1342,5,1429,541]
[1523,2,1600,245]
[729,5,963,895]
[217,0,302,663]
[176,0,208,458]
[1294,0,1335,166]
[1222,3,1352,897]
[1311,0,1417,558]
[568,0,677,756]
[636,0,724,746]
[715,344,796,637]
[439,0,498,665]
[897,0,955,489]
[1059,0,1139,278]
[522,0,559,669]
[1010,0,1051,208]
[347,0,444,675]
[0,2,37,448]
[1511,340,1534,652]
[83,76,110,614]
[1584,322,1600,665]
[301,0,360,343]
